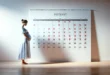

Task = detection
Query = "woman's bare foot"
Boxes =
[22,60,28,64]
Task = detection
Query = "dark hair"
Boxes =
[21,19,28,23]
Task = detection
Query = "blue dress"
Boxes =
[18,27,31,60]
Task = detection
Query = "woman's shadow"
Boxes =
[37,38,70,63]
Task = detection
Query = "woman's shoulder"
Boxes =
[22,27,28,33]
[22,27,27,31]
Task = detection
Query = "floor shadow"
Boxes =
[37,38,70,63]
[91,10,100,62]
[91,67,100,75]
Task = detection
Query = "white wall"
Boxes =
[0,0,110,62]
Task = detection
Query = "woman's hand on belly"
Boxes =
[23,33,31,41]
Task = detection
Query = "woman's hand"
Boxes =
[23,33,31,41]
[27,38,31,41]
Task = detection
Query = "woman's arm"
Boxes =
[22,26,31,41]
[23,33,31,41]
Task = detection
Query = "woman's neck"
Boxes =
[22,25,25,28]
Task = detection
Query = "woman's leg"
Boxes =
[22,60,28,64]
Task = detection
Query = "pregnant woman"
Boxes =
[18,19,31,64]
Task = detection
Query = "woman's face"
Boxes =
[22,22,27,26]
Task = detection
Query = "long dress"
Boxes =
[18,27,31,60]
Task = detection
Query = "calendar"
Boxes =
[27,9,91,63]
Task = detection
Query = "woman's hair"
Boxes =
[21,19,28,23]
